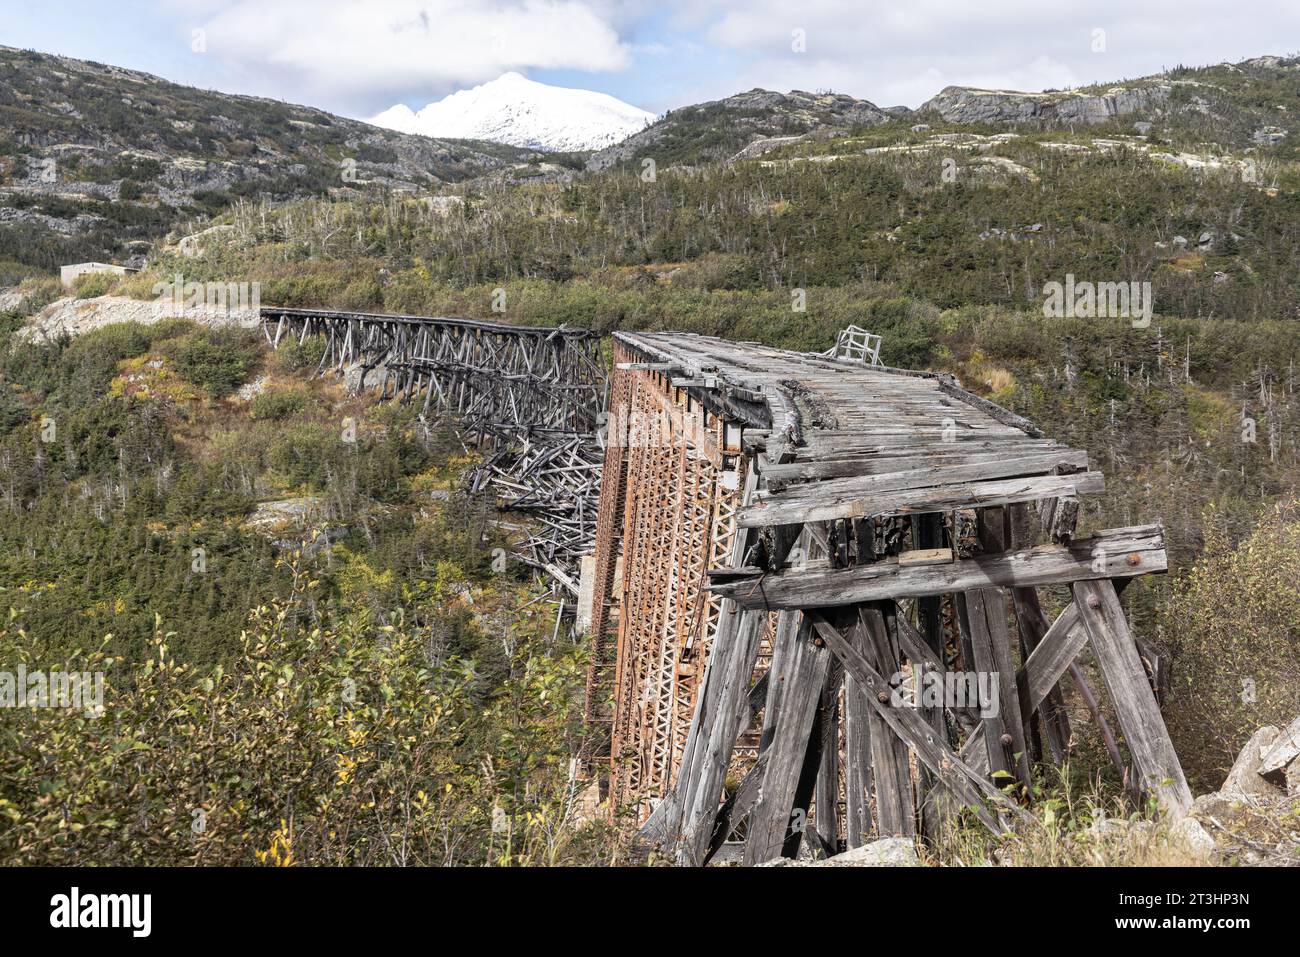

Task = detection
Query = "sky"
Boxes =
[1,1,1297,120]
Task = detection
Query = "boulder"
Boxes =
[1219,725,1283,800]
[1190,791,1247,824]
[1169,816,1217,860]
[825,837,920,867]
[758,836,920,867]
[1257,716,1300,786]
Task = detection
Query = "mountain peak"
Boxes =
[368,73,655,153]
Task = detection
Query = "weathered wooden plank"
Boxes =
[738,471,1104,527]
[963,588,1033,788]
[1072,579,1192,816]
[853,606,916,837]
[813,662,843,855]
[1011,587,1071,764]
[752,450,1090,507]
[1015,601,1085,716]
[672,607,768,865]
[759,446,1076,483]
[712,525,1167,609]
[843,669,874,847]
[702,751,767,864]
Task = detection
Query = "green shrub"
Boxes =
[169,329,258,397]
[271,334,328,372]
[1161,503,1300,790]
[71,270,120,299]
[0,569,597,866]
[248,388,308,421]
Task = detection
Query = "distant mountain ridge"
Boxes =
[918,55,1299,144]
[586,88,895,171]
[370,73,656,153]
[0,45,554,268]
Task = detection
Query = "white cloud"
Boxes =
[194,0,632,105]
[664,0,1300,108]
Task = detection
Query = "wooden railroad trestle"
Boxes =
[585,330,1191,866]
[260,309,1191,865]
[260,308,606,594]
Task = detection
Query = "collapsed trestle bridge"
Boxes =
[261,307,1190,866]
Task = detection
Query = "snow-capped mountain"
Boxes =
[369,72,656,153]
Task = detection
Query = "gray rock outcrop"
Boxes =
[921,84,1171,125]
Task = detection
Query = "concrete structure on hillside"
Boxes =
[59,262,137,288]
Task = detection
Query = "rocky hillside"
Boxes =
[586,88,895,171]
[0,46,555,269]
[919,55,1298,149]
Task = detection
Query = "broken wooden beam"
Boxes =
[710,525,1167,610]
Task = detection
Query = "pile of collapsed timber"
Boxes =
[469,430,603,594]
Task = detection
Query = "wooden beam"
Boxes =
[738,471,1104,528]
[962,588,1033,789]
[810,612,1022,834]
[1072,579,1192,816]
[744,614,831,864]
[843,668,875,847]
[853,606,915,837]
[711,525,1167,610]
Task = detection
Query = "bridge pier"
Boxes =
[261,309,1190,865]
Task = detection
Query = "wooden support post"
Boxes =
[1011,589,1071,765]
[1007,503,1071,765]
[1072,579,1192,816]
[843,667,875,847]
[855,604,916,837]
[961,588,1033,790]
[811,660,843,856]
[743,614,831,865]
[811,612,1021,834]
[669,608,767,865]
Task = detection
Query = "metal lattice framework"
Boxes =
[585,330,1192,867]
[260,308,606,593]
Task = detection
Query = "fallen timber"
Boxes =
[259,308,605,595]
[586,330,1191,866]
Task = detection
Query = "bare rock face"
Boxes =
[586,88,891,171]
[1220,725,1284,800]
[1258,717,1300,790]
[920,84,1171,125]
[19,294,259,342]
